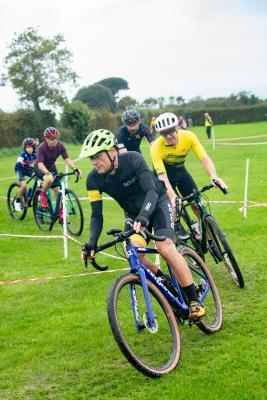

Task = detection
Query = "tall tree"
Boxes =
[74,84,116,111]
[96,77,129,97]
[142,97,158,108]
[1,27,78,111]
[61,100,92,141]
[117,96,138,110]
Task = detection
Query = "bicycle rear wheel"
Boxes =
[33,189,53,231]
[205,216,244,288]
[7,183,27,220]
[65,189,83,236]
[178,246,223,334]
[108,273,180,378]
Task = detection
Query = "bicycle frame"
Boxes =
[23,175,40,208]
[125,239,211,330]
[179,195,213,256]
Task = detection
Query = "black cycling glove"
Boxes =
[82,243,96,256]
[134,216,149,228]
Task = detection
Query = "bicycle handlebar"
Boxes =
[82,227,166,271]
[53,170,80,183]
[180,180,227,203]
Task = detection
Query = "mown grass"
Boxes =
[0,122,266,399]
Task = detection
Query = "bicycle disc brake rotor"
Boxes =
[143,312,158,333]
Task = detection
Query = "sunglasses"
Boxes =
[90,151,105,160]
[47,137,57,141]
[160,128,176,137]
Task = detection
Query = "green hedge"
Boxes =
[0,109,56,148]
[136,103,267,127]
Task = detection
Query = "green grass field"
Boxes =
[0,122,266,399]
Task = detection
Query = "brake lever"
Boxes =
[82,251,89,272]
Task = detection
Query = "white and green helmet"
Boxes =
[79,129,115,158]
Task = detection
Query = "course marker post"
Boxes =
[243,158,249,219]
[212,127,216,150]
[61,180,68,258]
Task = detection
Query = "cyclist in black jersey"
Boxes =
[115,109,155,153]
[79,129,206,320]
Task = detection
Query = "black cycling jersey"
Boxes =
[115,123,155,152]
[86,152,173,247]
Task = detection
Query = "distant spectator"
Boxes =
[178,116,187,130]
[149,115,157,136]
[187,118,193,127]
[204,112,214,139]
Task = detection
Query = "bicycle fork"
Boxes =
[129,268,158,333]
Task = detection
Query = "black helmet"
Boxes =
[23,138,37,148]
[122,110,140,126]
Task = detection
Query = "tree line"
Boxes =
[1,27,267,148]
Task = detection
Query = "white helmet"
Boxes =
[155,112,178,133]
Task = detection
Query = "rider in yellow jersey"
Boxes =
[150,112,227,218]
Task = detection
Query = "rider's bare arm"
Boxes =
[157,173,177,208]
[200,156,228,190]
[37,162,50,175]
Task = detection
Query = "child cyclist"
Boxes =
[14,138,37,212]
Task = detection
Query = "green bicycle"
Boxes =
[33,171,84,236]
[175,181,244,288]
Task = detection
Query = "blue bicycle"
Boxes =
[84,228,222,378]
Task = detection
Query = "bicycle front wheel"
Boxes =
[205,216,244,288]
[33,189,53,231]
[178,246,223,334]
[65,189,83,236]
[108,273,180,378]
[7,183,27,220]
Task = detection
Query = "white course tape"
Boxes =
[0,267,129,286]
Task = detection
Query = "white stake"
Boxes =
[61,180,68,258]
[244,158,249,219]
[212,127,216,150]
[65,164,69,189]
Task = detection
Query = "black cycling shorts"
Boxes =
[15,167,34,182]
[33,166,61,188]
[126,193,175,241]
[169,166,198,197]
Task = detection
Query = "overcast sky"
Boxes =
[0,0,267,112]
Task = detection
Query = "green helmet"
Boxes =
[79,129,115,159]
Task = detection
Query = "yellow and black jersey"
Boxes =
[86,152,167,247]
[150,130,207,177]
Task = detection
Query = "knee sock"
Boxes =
[182,283,197,303]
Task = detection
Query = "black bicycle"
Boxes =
[175,181,244,288]
[82,228,222,378]
[33,171,84,236]
[7,174,40,220]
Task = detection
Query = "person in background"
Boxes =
[14,138,37,211]
[116,110,155,153]
[187,117,193,128]
[204,112,214,139]
[34,127,80,219]
[149,115,157,136]
[178,116,187,130]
